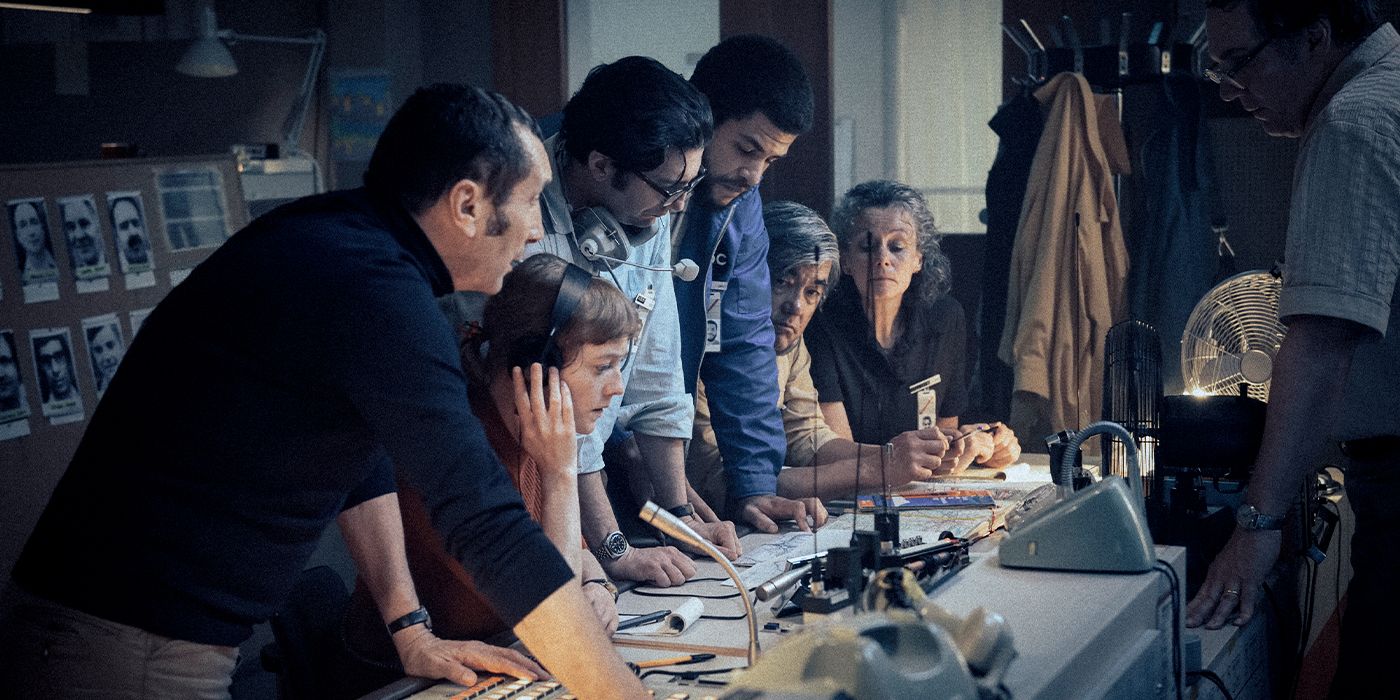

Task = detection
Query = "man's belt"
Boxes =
[1339,435,1400,462]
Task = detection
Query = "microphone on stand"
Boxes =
[639,501,759,666]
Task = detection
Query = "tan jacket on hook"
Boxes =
[998,71,1130,438]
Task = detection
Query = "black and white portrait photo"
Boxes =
[0,329,31,439]
[30,327,84,422]
[107,191,155,288]
[7,197,60,303]
[57,194,112,292]
[0,329,30,419]
[82,315,126,397]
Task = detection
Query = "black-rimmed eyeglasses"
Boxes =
[633,166,707,207]
[1203,36,1274,88]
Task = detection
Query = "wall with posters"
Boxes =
[0,155,247,583]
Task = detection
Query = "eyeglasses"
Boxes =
[632,166,707,207]
[1203,36,1273,88]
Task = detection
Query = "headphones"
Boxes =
[507,262,594,371]
[571,206,661,269]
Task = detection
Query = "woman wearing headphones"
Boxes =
[341,254,638,692]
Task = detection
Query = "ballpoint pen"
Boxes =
[616,609,670,631]
[952,423,998,443]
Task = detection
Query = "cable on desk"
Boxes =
[631,577,743,600]
[1154,559,1184,700]
[630,589,742,600]
[1186,669,1236,700]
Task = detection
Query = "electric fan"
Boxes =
[1180,270,1285,402]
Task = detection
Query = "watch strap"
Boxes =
[386,606,432,634]
[666,503,696,518]
[1237,504,1285,531]
[584,577,619,601]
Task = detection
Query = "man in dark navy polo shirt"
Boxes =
[2,84,646,699]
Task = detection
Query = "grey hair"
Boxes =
[763,200,841,299]
[830,179,951,307]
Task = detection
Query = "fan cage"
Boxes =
[1180,271,1285,403]
[1103,319,1161,500]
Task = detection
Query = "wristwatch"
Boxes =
[1236,504,1285,531]
[666,503,696,518]
[386,606,432,635]
[592,530,630,561]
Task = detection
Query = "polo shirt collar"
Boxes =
[540,133,575,238]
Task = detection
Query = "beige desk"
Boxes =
[373,474,1287,699]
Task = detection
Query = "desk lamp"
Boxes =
[176,5,326,157]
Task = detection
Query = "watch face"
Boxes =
[604,531,629,558]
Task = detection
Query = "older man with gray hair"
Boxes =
[687,201,953,510]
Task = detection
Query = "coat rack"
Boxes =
[1003,13,1208,90]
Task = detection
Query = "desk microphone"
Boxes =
[579,238,700,282]
[755,565,808,602]
[639,501,759,665]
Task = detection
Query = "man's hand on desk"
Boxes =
[680,514,742,560]
[738,494,829,534]
[391,626,546,687]
[602,545,696,587]
[1185,528,1281,630]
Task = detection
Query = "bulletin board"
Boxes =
[0,155,247,581]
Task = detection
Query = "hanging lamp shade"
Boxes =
[176,5,237,77]
[176,37,237,77]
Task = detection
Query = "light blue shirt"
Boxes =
[527,135,694,473]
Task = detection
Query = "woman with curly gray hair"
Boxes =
[806,180,1020,474]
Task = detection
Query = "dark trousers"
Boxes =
[1331,441,1400,698]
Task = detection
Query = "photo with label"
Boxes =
[106,190,156,289]
[56,194,112,293]
[82,314,126,398]
[30,327,84,423]
[0,329,32,439]
[7,197,60,303]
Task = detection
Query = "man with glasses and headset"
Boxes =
[1188,2,1398,696]
[518,56,742,588]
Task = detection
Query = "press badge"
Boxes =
[704,280,727,353]
[909,374,941,430]
[632,285,656,354]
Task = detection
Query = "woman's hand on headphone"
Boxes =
[513,364,578,476]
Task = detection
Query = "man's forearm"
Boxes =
[337,493,420,623]
[777,438,866,500]
[579,470,623,548]
[1246,316,1362,514]
[512,582,647,698]
[633,433,689,508]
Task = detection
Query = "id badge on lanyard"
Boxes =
[705,235,732,354]
[704,280,726,353]
[632,285,656,356]
[909,374,942,430]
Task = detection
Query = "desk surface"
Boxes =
[373,464,1275,699]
